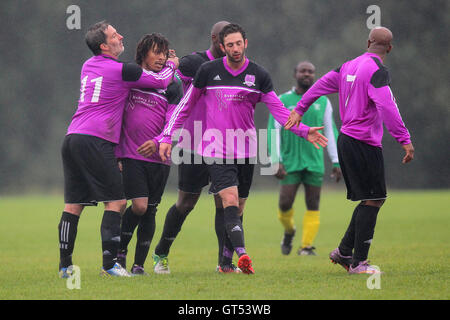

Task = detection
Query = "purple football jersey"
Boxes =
[295,52,411,147]
[115,78,183,165]
[67,54,175,144]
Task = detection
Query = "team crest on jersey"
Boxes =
[243,74,256,87]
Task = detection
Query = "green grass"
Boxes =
[0,190,449,300]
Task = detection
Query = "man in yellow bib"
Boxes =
[267,61,342,255]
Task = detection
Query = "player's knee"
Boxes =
[64,204,84,216]
[362,199,385,208]
[118,200,127,213]
[305,197,320,211]
[176,201,196,215]
[176,193,200,215]
[221,192,239,208]
[105,199,127,214]
[279,193,295,212]
[279,197,293,212]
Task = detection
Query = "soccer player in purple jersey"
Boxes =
[157,24,328,274]
[114,33,183,276]
[286,27,415,274]
[150,21,238,274]
[58,21,178,278]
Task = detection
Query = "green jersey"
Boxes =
[267,88,339,174]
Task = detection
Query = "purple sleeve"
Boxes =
[165,103,177,124]
[152,103,179,148]
[126,61,175,89]
[155,84,203,144]
[368,84,411,145]
[261,91,310,139]
[295,70,340,115]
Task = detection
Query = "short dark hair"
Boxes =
[135,33,170,65]
[85,20,109,55]
[219,23,246,45]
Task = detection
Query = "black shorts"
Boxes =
[206,159,255,199]
[178,150,210,194]
[62,134,125,205]
[121,158,170,205]
[337,133,387,201]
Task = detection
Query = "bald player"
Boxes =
[286,27,414,274]
[151,21,235,274]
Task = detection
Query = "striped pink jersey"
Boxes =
[67,54,176,144]
[174,50,216,151]
[159,57,310,159]
[115,79,183,165]
[295,52,411,147]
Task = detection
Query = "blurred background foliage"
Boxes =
[0,0,448,194]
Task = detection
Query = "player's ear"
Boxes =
[219,43,225,53]
[244,38,248,49]
[387,44,392,54]
[100,42,108,52]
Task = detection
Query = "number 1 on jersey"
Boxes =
[345,74,356,107]
[90,76,103,103]
[79,75,103,103]
[80,76,88,102]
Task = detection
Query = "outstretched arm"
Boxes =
[122,60,177,90]
[261,91,328,149]
[285,69,340,129]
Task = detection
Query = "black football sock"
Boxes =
[134,206,157,267]
[240,214,244,243]
[119,206,141,252]
[154,204,188,256]
[221,234,234,266]
[58,211,80,269]
[220,213,244,265]
[215,207,225,265]
[224,206,246,257]
[101,210,122,270]
[352,205,380,267]
[338,204,361,256]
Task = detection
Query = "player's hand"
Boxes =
[274,163,287,180]
[284,109,303,130]
[401,143,414,164]
[167,50,179,69]
[330,166,342,183]
[168,49,176,58]
[137,140,157,158]
[118,160,123,172]
[159,142,172,162]
[306,126,328,149]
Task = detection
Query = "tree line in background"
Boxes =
[0,0,448,193]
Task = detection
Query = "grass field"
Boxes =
[0,190,449,300]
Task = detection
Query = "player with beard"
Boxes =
[156,24,328,274]
[267,61,342,257]
[149,21,239,274]
[58,21,178,278]
[115,33,183,276]
[286,27,414,274]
